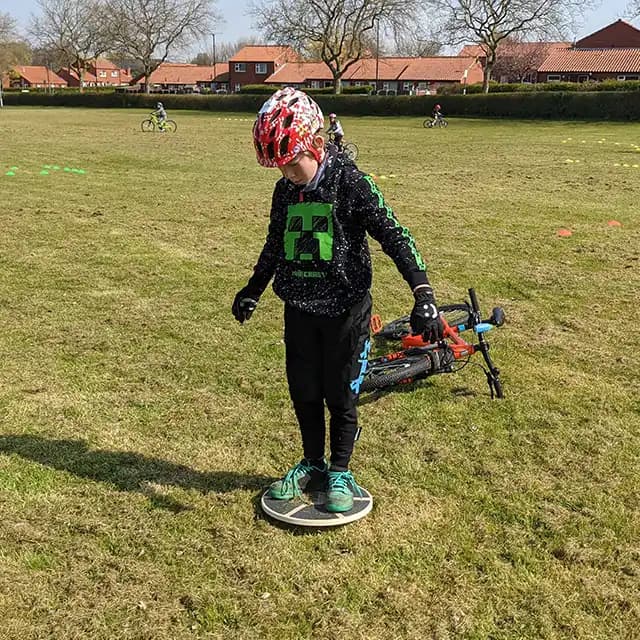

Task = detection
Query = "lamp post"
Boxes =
[211,33,217,68]
[375,20,380,94]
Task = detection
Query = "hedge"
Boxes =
[440,79,640,95]
[4,89,640,120]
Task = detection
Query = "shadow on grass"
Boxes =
[0,434,271,513]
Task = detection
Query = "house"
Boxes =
[58,58,132,87]
[3,65,67,89]
[228,45,298,92]
[538,20,640,82]
[397,57,483,93]
[460,41,568,83]
[131,62,229,93]
[263,56,482,95]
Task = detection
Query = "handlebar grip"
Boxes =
[468,288,480,313]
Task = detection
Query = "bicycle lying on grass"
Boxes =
[328,133,359,161]
[141,113,177,133]
[361,288,504,398]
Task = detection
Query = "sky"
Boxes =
[0,0,633,58]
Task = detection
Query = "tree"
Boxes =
[0,12,31,106]
[251,0,418,93]
[190,37,262,65]
[430,0,591,92]
[491,39,560,83]
[30,0,107,92]
[103,0,217,93]
[626,1,640,18]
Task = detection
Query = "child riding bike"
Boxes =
[326,112,344,149]
[152,102,168,130]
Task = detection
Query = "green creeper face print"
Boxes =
[284,202,334,262]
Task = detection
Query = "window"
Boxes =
[547,75,561,82]
[234,83,241,92]
[578,75,588,82]
[255,63,267,74]
[324,81,333,88]
[234,63,246,72]
[626,76,639,81]
[98,70,107,77]
[311,80,320,89]
[111,71,118,77]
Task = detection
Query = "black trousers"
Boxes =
[284,293,372,471]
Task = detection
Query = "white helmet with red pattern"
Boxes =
[253,87,324,168]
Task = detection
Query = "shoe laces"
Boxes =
[281,460,323,495]
[327,470,361,496]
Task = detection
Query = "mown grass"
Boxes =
[0,107,639,639]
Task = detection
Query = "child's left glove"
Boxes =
[232,287,259,324]
[410,286,443,343]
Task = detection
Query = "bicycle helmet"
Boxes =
[157,102,163,108]
[329,112,337,118]
[253,87,324,168]
[434,104,441,109]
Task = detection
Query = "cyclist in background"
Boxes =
[326,113,344,149]
[431,104,444,126]
[152,102,167,130]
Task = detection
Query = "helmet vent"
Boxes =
[279,135,290,158]
[283,113,294,128]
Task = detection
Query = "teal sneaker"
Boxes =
[325,470,363,513]
[269,459,327,500]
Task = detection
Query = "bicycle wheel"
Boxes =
[361,354,433,393]
[440,119,448,128]
[141,119,155,132]
[343,142,358,161]
[163,120,177,133]
[423,119,431,128]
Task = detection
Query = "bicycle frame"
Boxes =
[367,288,504,398]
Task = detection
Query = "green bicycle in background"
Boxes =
[141,113,177,133]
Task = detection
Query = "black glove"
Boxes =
[410,287,444,343]
[232,287,259,324]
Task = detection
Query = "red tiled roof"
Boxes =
[575,19,640,48]
[460,41,569,58]
[265,61,330,83]
[539,48,640,73]
[138,62,229,84]
[344,58,413,81]
[12,65,67,86]
[398,57,484,83]
[230,45,298,63]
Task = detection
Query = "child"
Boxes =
[153,101,167,129]
[232,88,443,513]
[326,112,344,148]
[431,103,444,126]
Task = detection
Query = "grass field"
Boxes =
[1,107,639,639]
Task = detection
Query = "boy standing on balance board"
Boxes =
[232,88,443,512]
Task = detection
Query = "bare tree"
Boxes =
[430,0,592,92]
[190,37,262,65]
[492,39,561,83]
[30,0,107,92]
[251,0,419,93]
[1,12,31,106]
[626,1,640,18]
[391,27,441,57]
[103,0,217,93]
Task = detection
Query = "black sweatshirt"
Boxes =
[246,145,429,317]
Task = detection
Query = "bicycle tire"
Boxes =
[361,355,433,392]
[423,119,431,128]
[141,119,155,132]
[343,142,358,161]
[163,120,177,133]
[440,119,448,128]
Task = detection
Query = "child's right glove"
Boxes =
[410,286,444,343]
[232,286,259,324]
